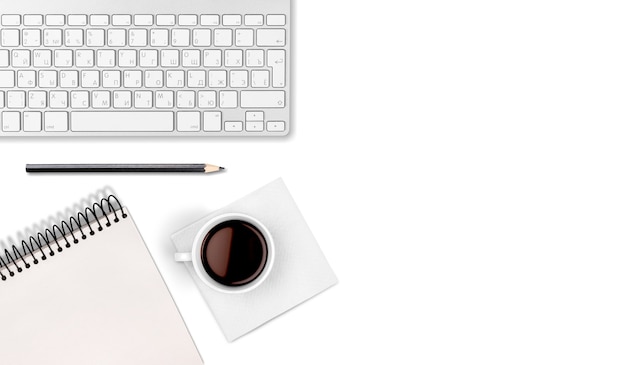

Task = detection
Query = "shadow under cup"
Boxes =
[200,220,268,287]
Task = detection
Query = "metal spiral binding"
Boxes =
[0,195,127,281]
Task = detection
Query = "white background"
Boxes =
[1,0,626,363]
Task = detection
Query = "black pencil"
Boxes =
[26,164,225,173]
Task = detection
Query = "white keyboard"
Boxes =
[0,0,290,136]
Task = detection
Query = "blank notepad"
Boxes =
[0,198,203,365]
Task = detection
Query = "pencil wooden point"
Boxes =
[203,164,225,173]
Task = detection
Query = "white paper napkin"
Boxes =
[171,178,338,341]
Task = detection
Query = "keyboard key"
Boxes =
[22,29,41,47]
[145,70,163,87]
[246,50,264,67]
[156,15,176,26]
[225,49,243,67]
[214,29,232,47]
[24,112,42,132]
[235,29,254,47]
[203,112,222,132]
[107,29,126,47]
[102,70,121,87]
[2,15,21,26]
[49,91,68,108]
[257,29,286,46]
[171,29,190,47]
[70,91,89,108]
[134,15,153,26]
[17,70,36,88]
[224,121,243,132]
[150,29,169,47]
[177,112,200,131]
[176,91,195,108]
[1,29,20,47]
[113,91,132,109]
[192,29,212,46]
[123,70,142,87]
[97,50,116,67]
[268,50,286,87]
[0,71,15,87]
[12,50,31,68]
[203,111,221,131]
[0,50,9,67]
[161,50,179,67]
[112,15,132,26]
[39,70,58,88]
[44,29,63,47]
[46,15,65,26]
[267,121,285,132]
[246,121,263,132]
[90,91,110,109]
[223,15,242,26]
[129,29,148,47]
[166,70,184,87]
[8,91,26,108]
[219,91,237,108]
[82,70,100,88]
[2,112,21,132]
[44,111,68,131]
[240,91,285,108]
[60,70,78,87]
[139,50,158,67]
[203,50,222,67]
[187,70,206,87]
[246,111,264,121]
[55,50,73,67]
[198,91,216,108]
[90,15,109,26]
[118,50,137,67]
[65,29,84,47]
[76,49,94,67]
[30,92,49,110]
[86,29,106,47]
[200,15,220,26]
[178,15,197,26]
[71,112,174,132]
[245,15,264,26]
[230,70,248,88]
[208,70,226,87]
[134,91,152,108]
[29,92,49,110]
[155,91,174,108]
[267,14,286,26]
[23,15,43,26]
[93,91,111,109]
[68,15,87,26]
[251,70,270,88]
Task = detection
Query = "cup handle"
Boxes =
[174,252,193,262]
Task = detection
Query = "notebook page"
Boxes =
[0,210,203,365]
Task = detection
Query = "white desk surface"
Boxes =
[1,1,626,363]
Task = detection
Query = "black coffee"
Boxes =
[201,220,268,287]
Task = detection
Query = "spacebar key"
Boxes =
[71,112,174,132]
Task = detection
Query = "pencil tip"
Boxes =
[219,167,226,170]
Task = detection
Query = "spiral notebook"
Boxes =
[0,196,203,365]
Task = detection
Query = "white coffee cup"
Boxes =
[174,213,274,294]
